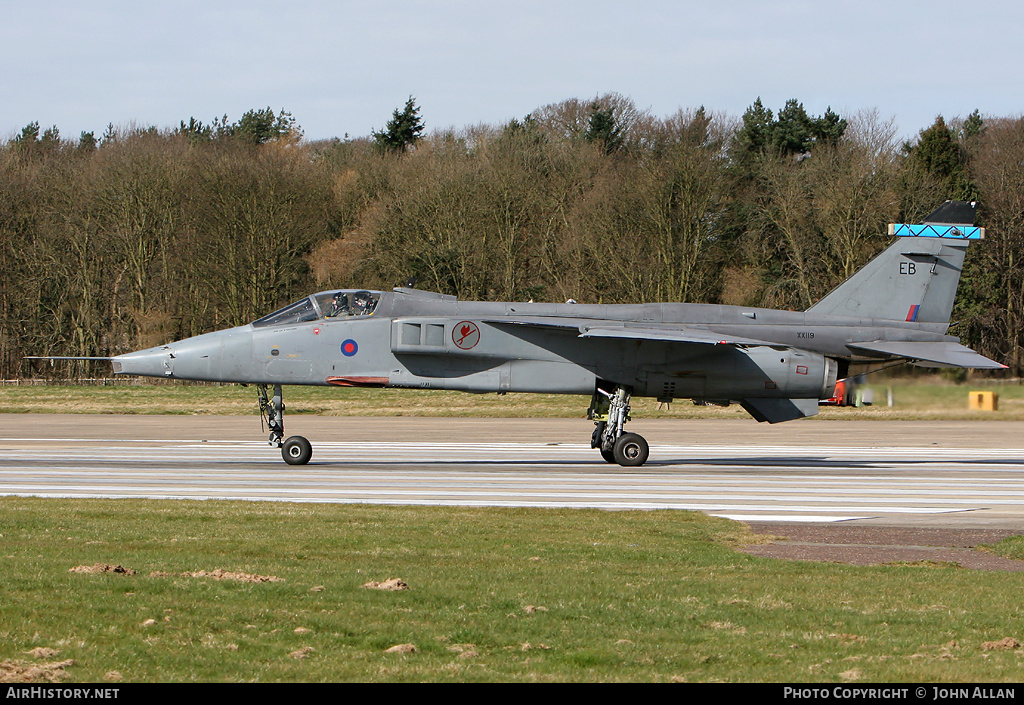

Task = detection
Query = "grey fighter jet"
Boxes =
[38,201,1004,466]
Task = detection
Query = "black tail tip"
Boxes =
[923,201,977,226]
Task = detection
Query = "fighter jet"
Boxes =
[35,201,1004,466]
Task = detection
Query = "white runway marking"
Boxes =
[2,439,1024,523]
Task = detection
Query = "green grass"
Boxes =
[1,376,1024,420]
[2,499,1024,682]
[984,536,1024,562]
[854,378,1024,420]
[0,383,598,418]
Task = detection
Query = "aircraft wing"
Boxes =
[481,318,582,331]
[484,319,784,348]
[578,326,784,347]
[847,341,1006,369]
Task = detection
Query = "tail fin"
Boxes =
[805,201,982,324]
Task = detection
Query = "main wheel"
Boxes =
[282,435,313,465]
[600,446,616,463]
[613,433,649,467]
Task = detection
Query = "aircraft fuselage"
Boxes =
[112,290,960,407]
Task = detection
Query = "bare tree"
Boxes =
[962,117,1024,372]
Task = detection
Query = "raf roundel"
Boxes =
[341,339,358,357]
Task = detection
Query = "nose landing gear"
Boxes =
[258,384,312,465]
[282,435,313,465]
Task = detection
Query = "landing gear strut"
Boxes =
[588,383,649,467]
[258,384,312,465]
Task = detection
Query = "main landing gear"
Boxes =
[258,384,312,465]
[588,383,650,467]
[256,381,648,467]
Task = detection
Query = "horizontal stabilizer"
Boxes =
[847,341,1006,369]
[741,397,819,423]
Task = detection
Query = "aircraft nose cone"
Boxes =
[112,347,174,378]
[112,327,253,383]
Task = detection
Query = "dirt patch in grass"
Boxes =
[68,563,136,575]
[742,523,1024,571]
[384,644,417,654]
[981,637,1021,651]
[148,568,283,583]
[363,577,408,590]
[0,659,75,683]
[67,563,281,582]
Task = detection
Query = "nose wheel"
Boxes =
[282,435,313,465]
[589,384,649,467]
[258,384,313,465]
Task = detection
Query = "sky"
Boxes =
[2,0,1022,143]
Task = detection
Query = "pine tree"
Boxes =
[584,103,624,154]
[962,109,984,139]
[813,108,847,147]
[734,98,773,153]
[906,116,976,200]
[77,131,97,153]
[771,99,814,154]
[13,121,40,146]
[232,108,301,145]
[733,99,847,158]
[373,97,425,154]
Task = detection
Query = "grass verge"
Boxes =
[983,536,1024,562]
[2,498,1023,682]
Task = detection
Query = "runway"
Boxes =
[2,415,1024,528]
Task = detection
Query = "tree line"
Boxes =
[2,97,1023,378]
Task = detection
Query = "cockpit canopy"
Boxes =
[252,290,382,328]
